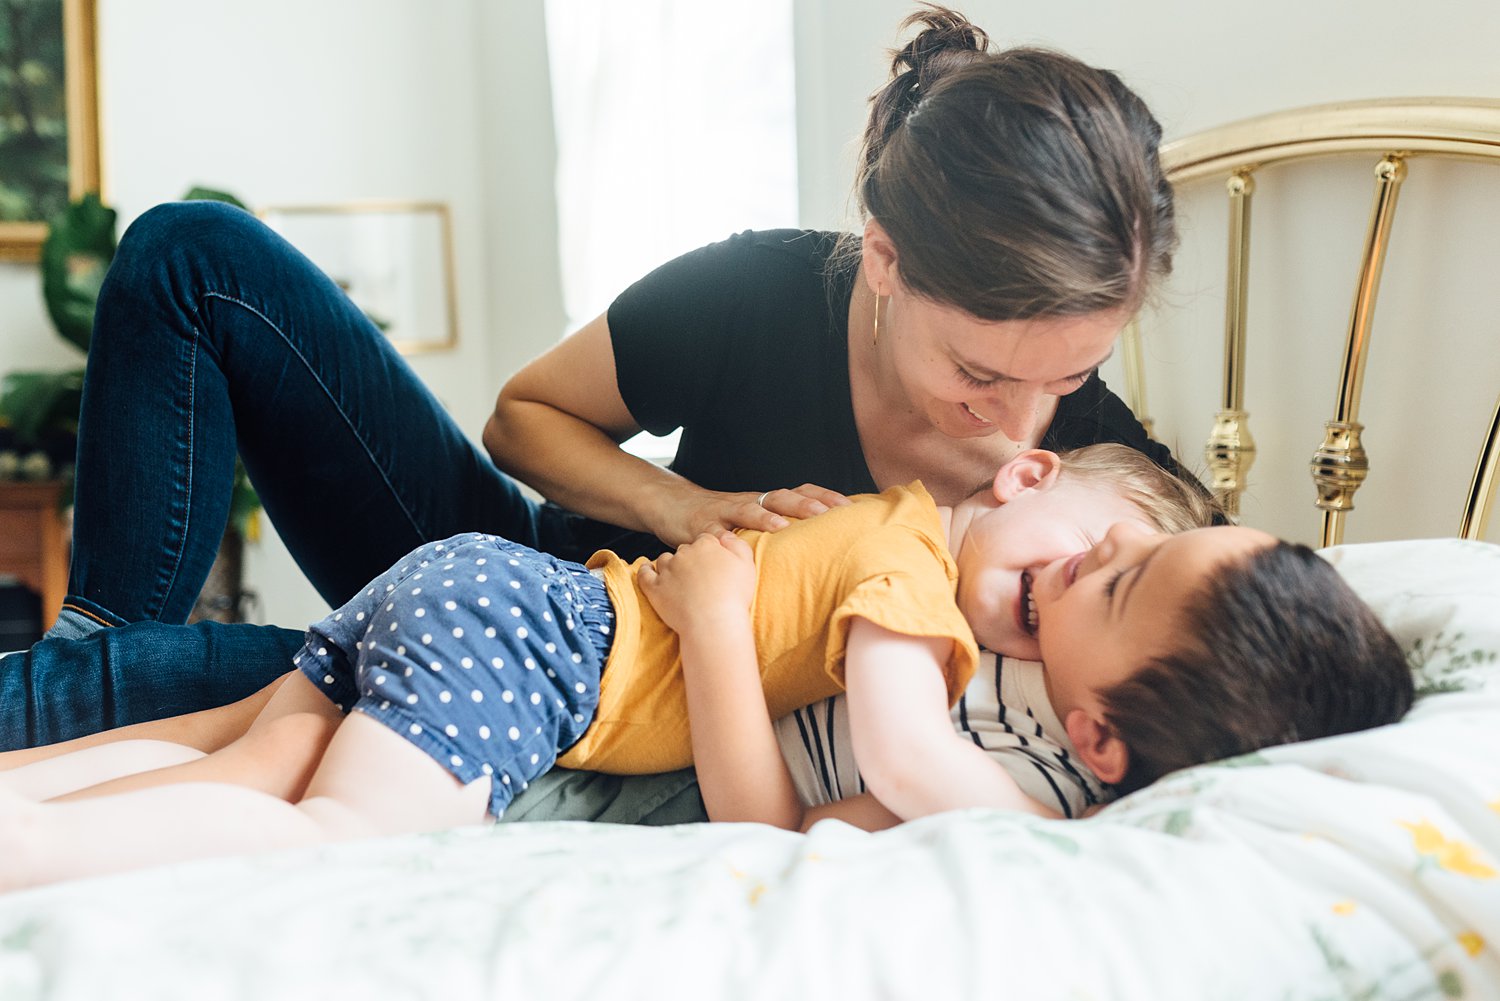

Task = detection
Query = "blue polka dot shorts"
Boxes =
[293,533,615,818]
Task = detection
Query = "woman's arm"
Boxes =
[843,619,1062,822]
[486,315,844,546]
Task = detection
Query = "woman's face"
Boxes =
[886,289,1127,443]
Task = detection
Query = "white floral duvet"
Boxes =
[0,539,1496,1001]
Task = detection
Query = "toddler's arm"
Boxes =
[843,619,1062,822]
[638,533,812,830]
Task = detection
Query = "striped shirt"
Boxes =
[773,651,1106,818]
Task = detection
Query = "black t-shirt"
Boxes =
[556,229,1184,561]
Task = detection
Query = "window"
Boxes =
[543,0,799,457]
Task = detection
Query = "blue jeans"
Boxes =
[2,201,652,748]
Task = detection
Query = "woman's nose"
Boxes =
[990,383,1046,440]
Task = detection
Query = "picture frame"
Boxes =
[0,0,101,264]
[258,201,460,354]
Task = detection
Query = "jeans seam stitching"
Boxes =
[143,317,199,621]
[200,291,427,539]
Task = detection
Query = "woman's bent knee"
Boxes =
[120,200,267,260]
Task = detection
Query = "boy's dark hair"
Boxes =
[838,5,1176,319]
[1100,541,1413,794]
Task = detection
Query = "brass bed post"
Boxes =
[1458,393,1500,540]
[1204,171,1257,516]
[1119,320,1153,438]
[1310,155,1408,548]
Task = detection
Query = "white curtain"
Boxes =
[543,0,799,333]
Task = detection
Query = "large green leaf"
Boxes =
[183,186,249,210]
[39,193,117,354]
[0,369,84,443]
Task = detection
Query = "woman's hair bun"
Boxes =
[864,5,990,179]
[892,4,989,93]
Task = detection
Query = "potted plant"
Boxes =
[0,188,262,622]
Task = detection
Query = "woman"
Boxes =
[2,8,1182,821]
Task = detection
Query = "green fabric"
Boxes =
[498,767,707,826]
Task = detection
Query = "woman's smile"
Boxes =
[961,401,995,427]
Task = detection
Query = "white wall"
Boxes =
[794,0,1500,546]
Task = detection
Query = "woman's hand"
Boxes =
[486,312,853,548]
[637,532,758,633]
[652,482,853,545]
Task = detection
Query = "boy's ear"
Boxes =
[992,449,1063,503]
[861,218,898,295]
[1063,709,1129,786]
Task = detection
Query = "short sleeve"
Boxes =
[606,234,758,436]
[602,229,870,499]
[822,528,979,706]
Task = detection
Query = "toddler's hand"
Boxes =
[637,532,757,633]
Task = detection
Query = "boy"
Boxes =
[644,518,1413,830]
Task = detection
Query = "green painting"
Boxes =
[0,0,96,262]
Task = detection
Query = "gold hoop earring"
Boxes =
[872,293,885,346]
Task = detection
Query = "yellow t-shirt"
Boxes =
[556,482,980,774]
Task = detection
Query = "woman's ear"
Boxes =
[992,449,1063,503]
[862,218,898,295]
[1063,709,1129,786]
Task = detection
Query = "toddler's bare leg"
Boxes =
[0,740,206,801]
[50,712,336,803]
[0,674,288,770]
[0,711,490,891]
[0,673,339,802]
[51,672,345,803]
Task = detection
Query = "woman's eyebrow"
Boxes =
[955,347,1115,383]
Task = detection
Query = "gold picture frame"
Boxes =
[0,0,101,263]
[258,201,460,354]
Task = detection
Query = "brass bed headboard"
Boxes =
[1124,98,1500,546]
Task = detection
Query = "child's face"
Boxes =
[953,476,1156,661]
[1029,522,1276,721]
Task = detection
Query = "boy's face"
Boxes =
[1029,523,1276,722]
[953,476,1156,661]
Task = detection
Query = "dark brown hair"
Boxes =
[844,5,1176,320]
[1101,541,1414,794]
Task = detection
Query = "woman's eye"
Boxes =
[1057,369,1098,391]
[956,367,996,389]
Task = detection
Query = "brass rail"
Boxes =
[1155,99,1500,542]
[1311,157,1407,547]
[1119,320,1153,439]
[1459,394,1500,540]
[1203,172,1257,517]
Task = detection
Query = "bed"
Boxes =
[2,100,1499,1000]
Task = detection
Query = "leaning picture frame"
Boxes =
[0,0,101,263]
[257,201,460,355]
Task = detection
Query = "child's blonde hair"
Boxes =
[1057,443,1220,534]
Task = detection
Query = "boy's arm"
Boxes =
[843,618,1063,822]
[637,533,808,830]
